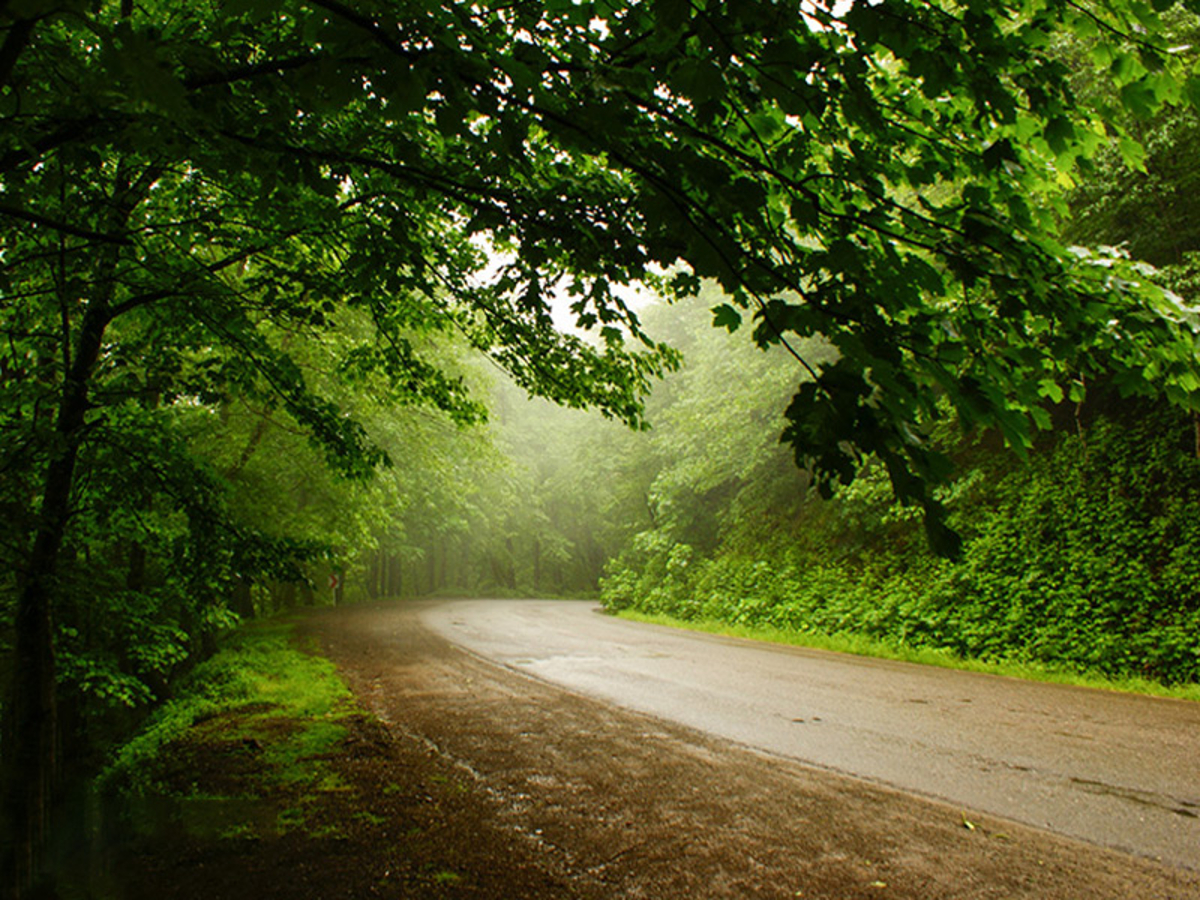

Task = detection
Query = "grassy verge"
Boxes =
[616,610,1200,702]
[98,615,357,836]
[85,610,578,900]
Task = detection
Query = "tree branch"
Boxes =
[183,52,321,90]
[0,202,133,244]
[0,15,36,91]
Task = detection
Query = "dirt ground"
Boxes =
[115,601,1200,899]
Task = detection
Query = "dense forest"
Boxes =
[4,0,1200,897]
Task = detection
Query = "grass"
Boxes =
[97,615,359,840]
[616,609,1200,702]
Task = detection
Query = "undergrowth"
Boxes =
[602,405,1200,693]
[98,617,352,799]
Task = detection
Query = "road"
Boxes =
[420,598,1200,871]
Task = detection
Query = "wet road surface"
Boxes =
[420,598,1200,870]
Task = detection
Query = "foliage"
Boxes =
[2,0,1198,562]
[603,402,1200,685]
[2,0,1197,683]
[600,6,1200,690]
[99,620,350,797]
[440,385,631,596]
[1065,8,1200,272]
[5,0,1200,892]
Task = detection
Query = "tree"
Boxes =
[1060,7,1200,454]
[4,1,1200,895]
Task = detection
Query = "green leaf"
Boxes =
[379,64,428,114]
[1185,76,1200,113]
[711,304,742,333]
[1037,380,1064,404]
[791,196,820,230]
[1044,117,1076,156]
[652,0,691,33]
[1119,79,1158,119]
[673,58,725,104]
[1118,136,1147,173]
[1177,370,1200,393]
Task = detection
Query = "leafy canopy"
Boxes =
[3,0,1200,554]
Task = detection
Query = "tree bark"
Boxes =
[390,555,402,597]
[2,300,110,899]
[460,541,471,594]
[504,537,517,590]
[366,552,379,600]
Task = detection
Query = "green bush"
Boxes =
[602,406,1200,686]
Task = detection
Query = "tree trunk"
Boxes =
[366,552,379,600]
[3,167,155,895]
[504,538,517,590]
[230,579,256,620]
[2,568,58,900]
[126,541,147,593]
[279,581,298,610]
[2,300,111,900]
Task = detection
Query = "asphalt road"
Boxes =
[420,598,1200,871]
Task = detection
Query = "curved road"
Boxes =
[420,598,1200,871]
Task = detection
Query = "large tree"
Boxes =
[3,0,1200,895]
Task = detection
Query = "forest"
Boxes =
[3,0,1200,897]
